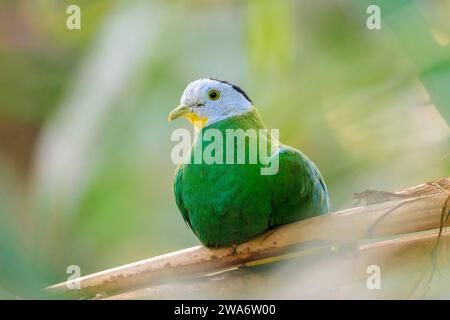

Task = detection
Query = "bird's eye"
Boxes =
[208,89,220,101]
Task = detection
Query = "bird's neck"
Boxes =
[201,108,266,132]
[189,108,274,166]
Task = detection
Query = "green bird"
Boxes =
[168,78,330,247]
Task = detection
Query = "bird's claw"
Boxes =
[231,242,237,256]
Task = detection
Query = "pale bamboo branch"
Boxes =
[104,228,450,299]
[46,178,450,299]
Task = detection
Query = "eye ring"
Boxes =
[208,89,221,101]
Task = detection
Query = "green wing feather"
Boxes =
[268,145,330,227]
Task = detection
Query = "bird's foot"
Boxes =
[231,242,238,256]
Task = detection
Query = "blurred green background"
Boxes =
[0,0,448,298]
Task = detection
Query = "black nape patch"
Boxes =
[209,78,253,103]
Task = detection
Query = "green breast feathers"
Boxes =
[173,109,330,247]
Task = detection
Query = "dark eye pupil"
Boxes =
[210,91,217,99]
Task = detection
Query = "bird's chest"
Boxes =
[183,162,262,210]
[181,162,272,246]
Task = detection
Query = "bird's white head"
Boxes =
[168,78,253,129]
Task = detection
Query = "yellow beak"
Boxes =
[168,104,190,121]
